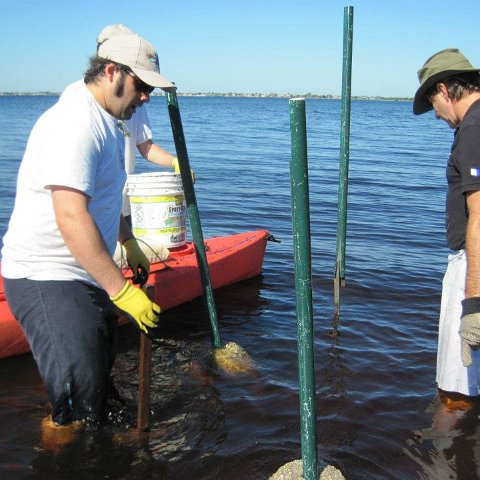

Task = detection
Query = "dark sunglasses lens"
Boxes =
[135,77,154,94]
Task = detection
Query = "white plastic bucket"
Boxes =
[126,172,186,249]
[127,171,184,187]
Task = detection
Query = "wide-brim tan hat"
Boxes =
[413,48,480,115]
[98,33,175,91]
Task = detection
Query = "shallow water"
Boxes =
[1,94,477,479]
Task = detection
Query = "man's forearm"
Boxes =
[137,140,175,167]
[465,212,480,298]
[118,215,134,244]
[52,188,126,297]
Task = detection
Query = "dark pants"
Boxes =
[4,278,118,425]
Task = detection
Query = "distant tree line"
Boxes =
[0,91,413,101]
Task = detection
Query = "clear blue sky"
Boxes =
[1,0,479,97]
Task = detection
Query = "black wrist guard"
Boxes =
[461,297,480,317]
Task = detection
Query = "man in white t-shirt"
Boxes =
[1,30,174,435]
[97,24,184,224]
[60,80,178,224]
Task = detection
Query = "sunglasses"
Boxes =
[127,71,155,95]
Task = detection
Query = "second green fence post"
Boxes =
[289,98,318,480]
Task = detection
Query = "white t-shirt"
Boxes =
[1,82,126,286]
[60,81,152,216]
[119,104,152,215]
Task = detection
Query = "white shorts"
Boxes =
[437,250,480,396]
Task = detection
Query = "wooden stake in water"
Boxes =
[334,6,354,325]
[137,284,155,433]
[289,98,318,480]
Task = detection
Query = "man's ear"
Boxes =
[437,83,450,101]
[104,63,117,82]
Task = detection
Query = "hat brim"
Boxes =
[132,68,176,91]
[413,68,480,115]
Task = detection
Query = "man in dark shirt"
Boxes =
[414,49,480,407]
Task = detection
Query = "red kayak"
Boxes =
[0,230,270,359]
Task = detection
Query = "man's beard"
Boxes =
[114,72,126,98]
[114,73,134,119]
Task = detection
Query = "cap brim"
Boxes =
[132,68,176,91]
[413,68,480,115]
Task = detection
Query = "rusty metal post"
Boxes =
[137,284,154,432]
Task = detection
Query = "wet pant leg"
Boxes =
[4,278,118,424]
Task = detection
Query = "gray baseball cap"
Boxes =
[97,33,175,90]
[97,24,135,47]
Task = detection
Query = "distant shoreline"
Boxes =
[0,91,413,102]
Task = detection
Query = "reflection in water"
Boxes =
[24,278,267,479]
[315,335,358,473]
[27,329,227,479]
[404,394,480,479]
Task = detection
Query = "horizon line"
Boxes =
[0,91,413,101]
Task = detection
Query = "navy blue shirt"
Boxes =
[446,99,480,250]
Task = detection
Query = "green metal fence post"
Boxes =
[334,6,354,322]
[165,89,222,348]
[289,98,318,480]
